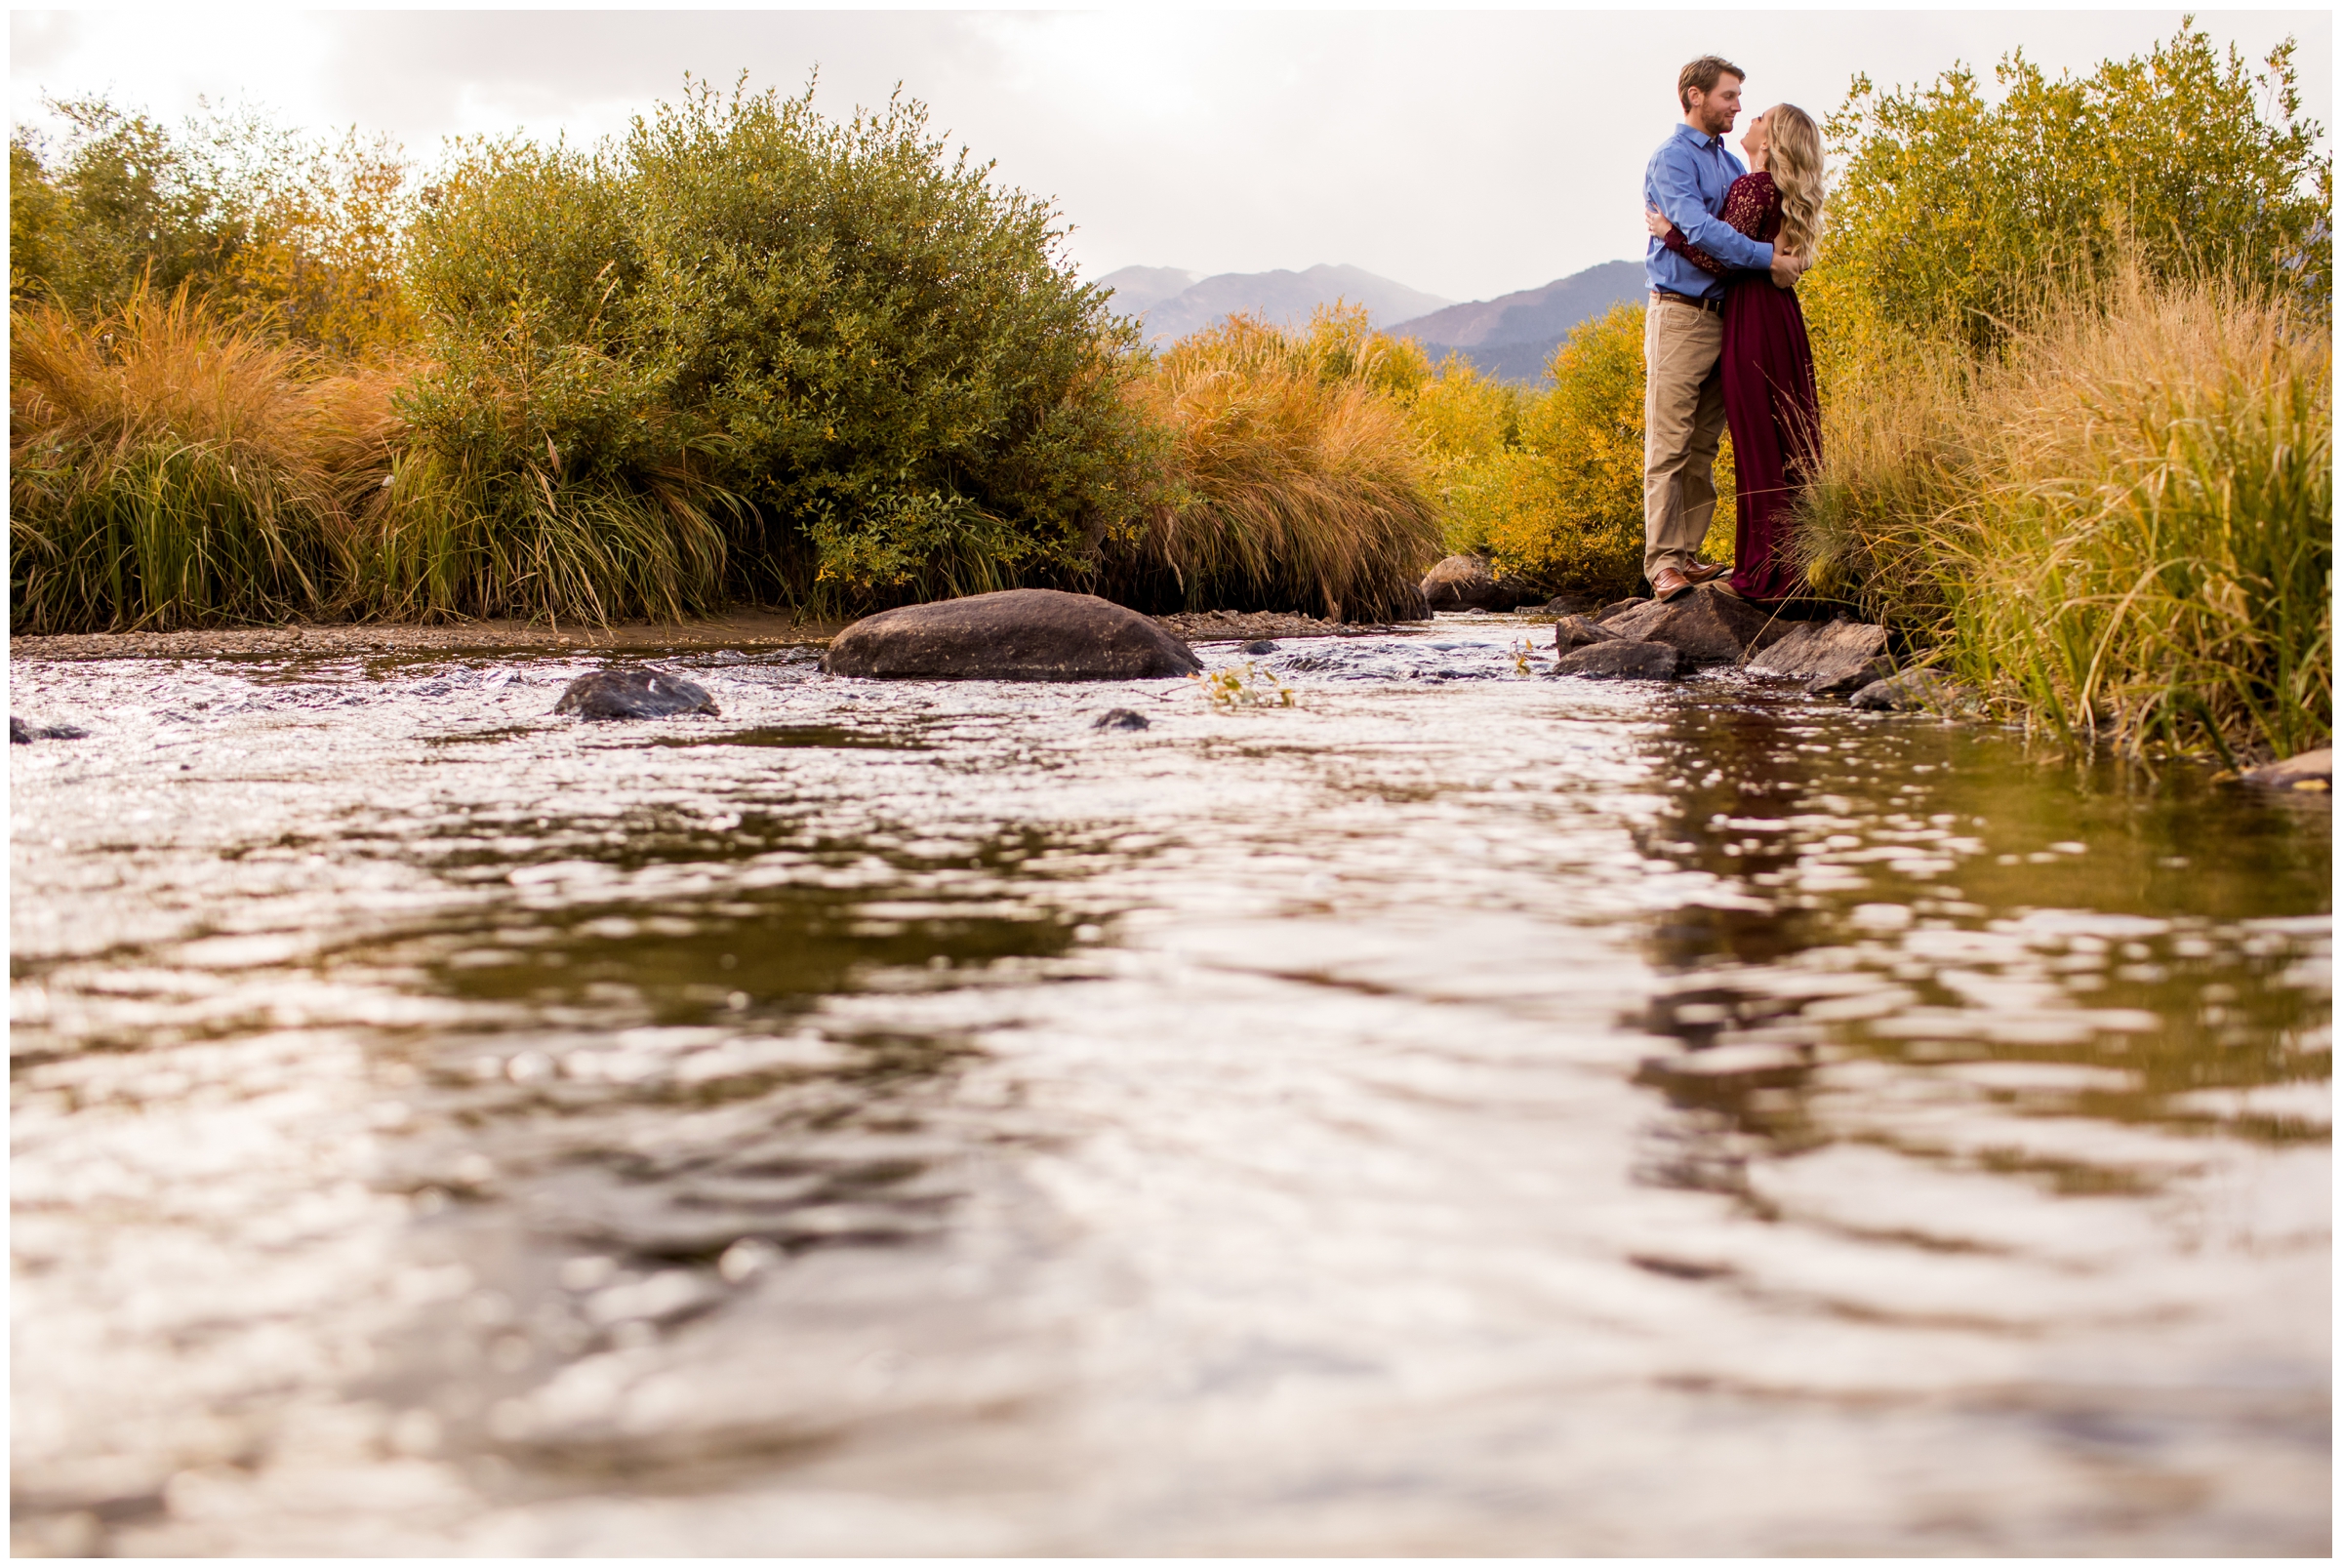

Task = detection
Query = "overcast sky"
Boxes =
[12,8,2330,304]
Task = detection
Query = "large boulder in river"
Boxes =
[554,668,718,720]
[1750,619,1892,694]
[1421,555,1539,612]
[1602,586,1784,666]
[823,588,1203,681]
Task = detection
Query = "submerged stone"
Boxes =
[12,716,88,743]
[10,716,27,744]
[1091,708,1151,731]
[822,589,1202,681]
[1240,640,1276,655]
[1848,668,1965,713]
[2240,748,2332,792]
[553,668,719,721]
[1553,639,1684,680]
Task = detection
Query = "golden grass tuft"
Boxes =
[1798,273,2331,763]
[10,284,345,631]
[1108,312,1441,622]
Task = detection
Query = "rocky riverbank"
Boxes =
[7,606,1424,663]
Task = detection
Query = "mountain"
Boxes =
[1092,265,1199,314]
[1103,262,1456,344]
[1387,261,1646,383]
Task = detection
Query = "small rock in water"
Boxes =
[11,716,88,743]
[10,716,28,744]
[1554,614,1624,652]
[1848,668,1964,713]
[1753,618,1893,694]
[1553,639,1684,680]
[1240,640,1276,655]
[2239,747,2332,792]
[1092,708,1151,731]
[552,668,719,721]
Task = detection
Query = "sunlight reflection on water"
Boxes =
[10,621,2330,1553]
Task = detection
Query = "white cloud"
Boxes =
[11,8,2329,302]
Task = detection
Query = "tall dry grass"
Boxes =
[9,289,745,631]
[1798,274,2331,763]
[10,285,352,631]
[333,352,740,626]
[1108,313,1440,622]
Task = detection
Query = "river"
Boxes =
[9,620,2330,1553]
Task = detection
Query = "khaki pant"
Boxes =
[1642,295,1727,580]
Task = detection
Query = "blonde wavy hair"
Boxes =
[1762,103,1825,262]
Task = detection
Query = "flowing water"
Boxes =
[9,620,2330,1554]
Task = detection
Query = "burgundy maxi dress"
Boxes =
[1664,172,1820,604]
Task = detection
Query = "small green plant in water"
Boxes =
[1192,662,1296,709]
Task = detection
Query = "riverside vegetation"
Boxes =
[8,22,2330,761]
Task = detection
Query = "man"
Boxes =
[1641,56,1805,601]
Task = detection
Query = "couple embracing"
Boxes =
[1639,55,1824,605]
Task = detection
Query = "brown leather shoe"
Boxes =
[1681,559,1731,584]
[1650,566,1695,602]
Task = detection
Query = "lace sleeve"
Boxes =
[1720,173,1776,240]
[1661,225,1728,277]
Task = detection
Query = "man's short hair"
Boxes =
[1678,56,1745,110]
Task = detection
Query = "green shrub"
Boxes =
[407,79,1151,610]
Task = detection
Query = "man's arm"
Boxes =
[1647,143,1772,272]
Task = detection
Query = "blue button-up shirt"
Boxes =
[1643,122,1774,300]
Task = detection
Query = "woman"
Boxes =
[1644,103,1824,605]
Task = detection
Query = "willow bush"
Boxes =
[398,79,1153,614]
[1805,20,2330,363]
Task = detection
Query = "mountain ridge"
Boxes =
[1389,261,1646,382]
[1092,258,1649,382]
[1097,262,1455,344]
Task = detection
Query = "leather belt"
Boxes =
[1651,287,1723,314]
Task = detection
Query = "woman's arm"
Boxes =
[1645,205,1726,277]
